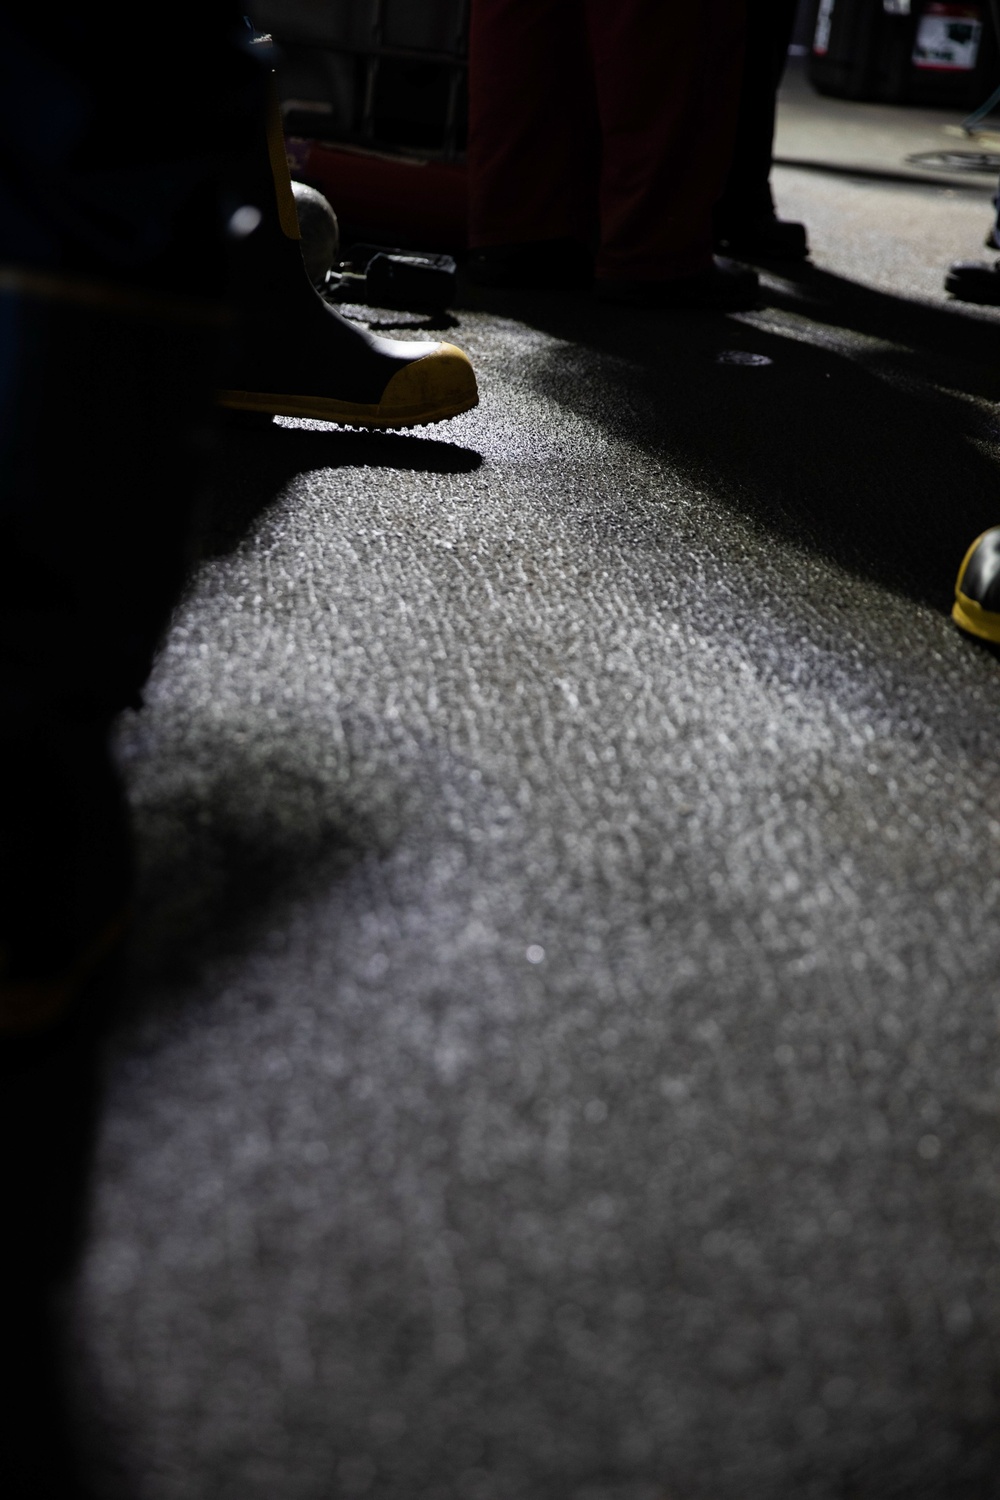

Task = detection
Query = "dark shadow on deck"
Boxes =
[458,263,1000,614]
[201,423,482,559]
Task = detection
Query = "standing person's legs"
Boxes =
[586,0,753,303]
[466,0,599,283]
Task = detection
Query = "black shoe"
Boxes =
[953,527,1000,642]
[714,213,809,262]
[944,259,1000,306]
[595,256,760,311]
[218,82,478,427]
[465,237,594,291]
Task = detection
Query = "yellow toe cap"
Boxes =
[953,591,1000,644]
[377,342,478,426]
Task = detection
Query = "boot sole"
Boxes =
[217,387,479,427]
[953,590,1000,644]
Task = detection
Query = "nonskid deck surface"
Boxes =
[66,66,1000,1500]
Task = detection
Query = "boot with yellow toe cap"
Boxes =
[218,82,478,429]
[953,528,1000,643]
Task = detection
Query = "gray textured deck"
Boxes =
[72,69,1000,1500]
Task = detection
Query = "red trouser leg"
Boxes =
[466,0,599,249]
[586,0,746,281]
[467,0,745,278]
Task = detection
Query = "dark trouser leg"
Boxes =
[0,4,262,1007]
[0,8,261,725]
[715,0,805,246]
[0,11,260,1491]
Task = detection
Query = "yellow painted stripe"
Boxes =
[0,265,230,324]
[266,79,302,241]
